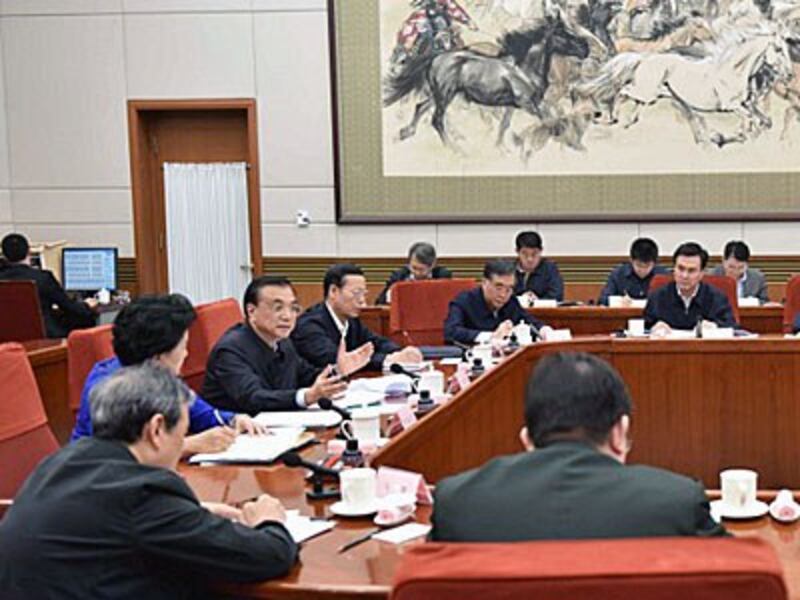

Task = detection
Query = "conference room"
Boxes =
[2,1,800,598]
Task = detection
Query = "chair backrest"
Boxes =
[182,298,243,392]
[782,275,800,333]
[650,273,740,323]
[0,281,46,342]
[0,343,59,498]
[66,325,114,413]
[390,537,787,600]
[389,279,475,346]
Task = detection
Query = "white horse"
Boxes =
[617,31,794,145]
[484,0,547,21]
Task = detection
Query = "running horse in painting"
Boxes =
[384,14,589,148]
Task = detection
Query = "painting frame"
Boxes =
[328,0,800,223]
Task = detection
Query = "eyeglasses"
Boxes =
[263,301,302,316]
[345,288,369,300]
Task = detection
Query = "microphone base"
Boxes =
[307,487,341,501]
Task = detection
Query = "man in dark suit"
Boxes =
[644,242,737,333]
[292,264,422,371]
[376,241,452,305]
[513,230,564,301]
[0,363,298,599]
[444,259,551,345]
[203,275,371,415]
[598,237,668,305]
[0,233,96,338]
[431,352,726,541]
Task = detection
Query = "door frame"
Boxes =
[127,98,263,295]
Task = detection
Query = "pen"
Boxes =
[348,401,382,410]
[337,527,382,553]
[213,409,229,428]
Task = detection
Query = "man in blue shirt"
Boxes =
[71,294,265,457]
[513,231,564,301]
[599,238,668,305]
[644,243,736,332]
[444,259,552,345]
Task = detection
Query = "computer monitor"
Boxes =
[62,247,118,293]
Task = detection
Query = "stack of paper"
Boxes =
[284,510,335,543]
[189,428,309,464]
[254,410,341,428]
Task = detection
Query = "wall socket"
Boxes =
[296,209,311,227]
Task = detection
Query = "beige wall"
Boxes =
[0,0,796,257]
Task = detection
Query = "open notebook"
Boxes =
[188,428,313,465]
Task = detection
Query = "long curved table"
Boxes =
[178,336,800,599]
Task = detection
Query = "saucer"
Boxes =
[329,500,381,517]
[374,510,413,527]
[710,499,769,520]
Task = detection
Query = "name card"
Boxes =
[545,328,573,342]
[377,466,434,505]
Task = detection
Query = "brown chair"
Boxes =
[182,298,243,392]
[650,273,740,324]
[0,281,46,342]
[391,537,787,600]
[782,275,800,333]
[66,325,114,415]
[389,279,475,345]
[0,342,59,499]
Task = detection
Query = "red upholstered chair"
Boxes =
[66,325,114,415]
[390,538,787,600]
[782,275,800,333]
[0,281,46,342]
[389,279,475,346]
[650,273,740,324]
[0,343,59,499]
[182,298,243,392]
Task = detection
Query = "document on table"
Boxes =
[372,523,431,544]
[189,428,310,464]
[254,410,341,428]
[284,510,335,544]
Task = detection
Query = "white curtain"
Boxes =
[163,162,251,304]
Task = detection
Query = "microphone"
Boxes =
[281,451,339,479]
[318,397,351,421]
[389,362,421,380]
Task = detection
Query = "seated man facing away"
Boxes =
[444,259,551,345]
[292,264,422,370]
[0,364,297,599]
[70,294,263,456]
[375,241,452,305]
[204,275,370,415]
[598,237,668,305]
[709,240,769,303]
[513,230,564,301]
[644,242,736,333]
[431,352,725,541]
[0,233,96,338]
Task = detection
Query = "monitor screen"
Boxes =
[62,247,118,292]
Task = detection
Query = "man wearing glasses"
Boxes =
[292,263,423,371]
[203,275,372,415]
[444,259,551,345]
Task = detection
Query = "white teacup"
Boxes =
[418,370,445,397]
[340,408,380,444]
[340,468,377,511]
[628,318,645,336]
[608,295,625,308]
[516,294,532,308]
[720,469,758,509]
[468,344,494,365]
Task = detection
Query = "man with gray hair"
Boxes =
[0,364,298,599]
[376,241,453,304]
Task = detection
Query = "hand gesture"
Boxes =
[182,426,236,456]
[337,339,373,377]
[306,365,347,406]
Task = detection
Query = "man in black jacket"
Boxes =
[431,352,726,541]
[0,363,298,599]
[203,275,371,414]
[0,233,96,337]
[644,242,736,332]
[376,242,452,305]
[292,264,422,371]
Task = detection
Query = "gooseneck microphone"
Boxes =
[318,397,351,421]
[280,451,339,479]
[389,362,421,380]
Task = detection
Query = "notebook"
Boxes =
[188,428,312,464]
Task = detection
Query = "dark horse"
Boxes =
[384,15,589,148]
